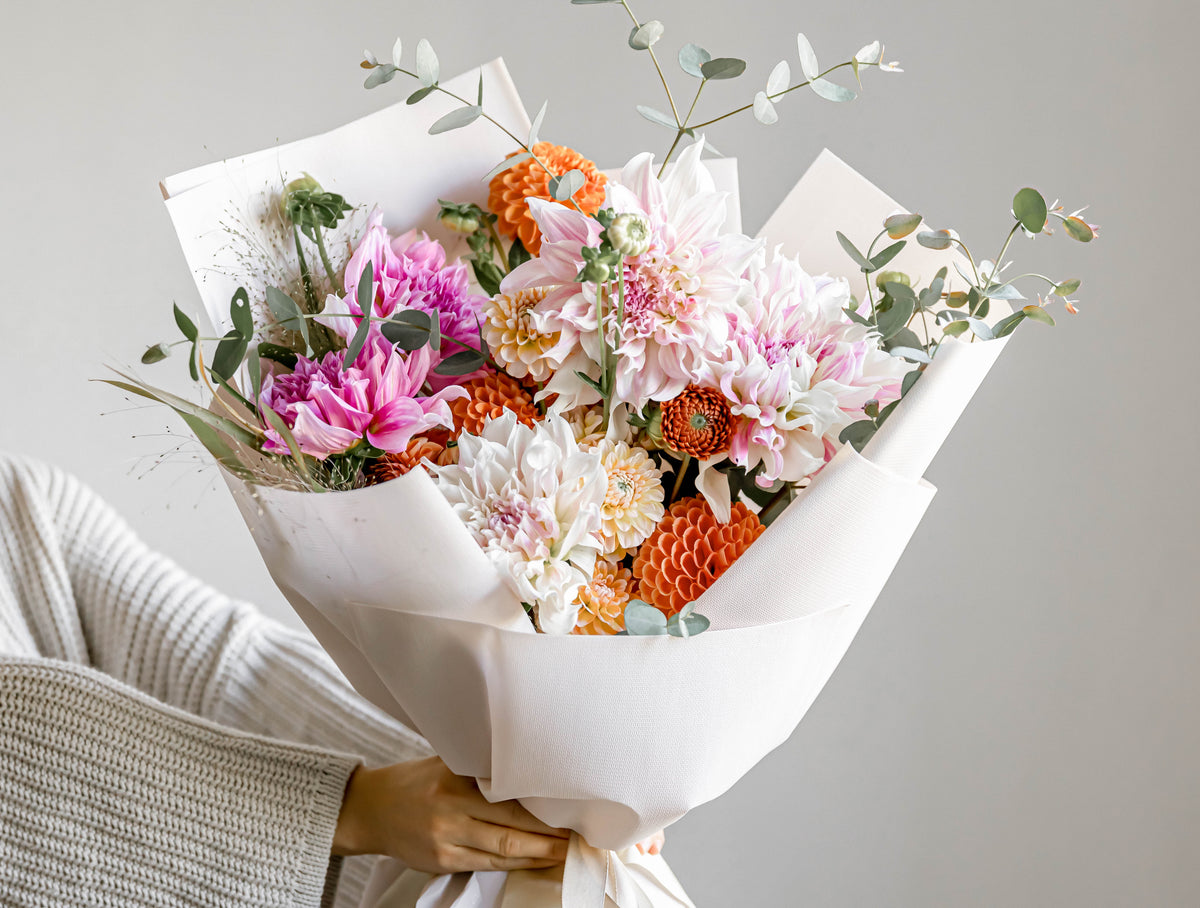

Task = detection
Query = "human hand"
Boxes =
[333,756,570,873]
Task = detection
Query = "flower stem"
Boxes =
[619,0,681,127]
[669,453,692,504]
[688,61,858,130]
[312,225,343,295]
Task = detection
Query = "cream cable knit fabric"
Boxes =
[0,455,433,907]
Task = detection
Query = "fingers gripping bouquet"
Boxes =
[119,7,1098,907]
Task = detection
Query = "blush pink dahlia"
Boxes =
[320,208,488,358]
[500,138,759,411]
[259,335,464,460]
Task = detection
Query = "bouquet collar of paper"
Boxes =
[131,22,1096,908]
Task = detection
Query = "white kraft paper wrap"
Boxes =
[168,60,1011,908]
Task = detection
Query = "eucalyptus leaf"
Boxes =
[433,349,485,376]
[356,260,375,321]
[766,60,790,94]
[917,230,954,250]
[391,37,403,68]
[428,309,442,352]
[700,57,746,80]
[869,240,906,272]
[885,326,924,351]
[888,346,931,364]
[885,212,922,239]
[1054,278,1081,296]
[227,287,253,340]
[381,312,432,351]
[667,610,711,638]
[628,20,664,50]
[636,105,677,129]
[482,151,532,183]
[415,38,439,87]
[528,100,548,146]
[265,287,309,344]
[678,43,711,78]
[753,92,778,125]
[247,346,262,409]
[901,368,922,396]
[1022,305,1056,326]
[942,319,971,338]
[364,64,397,89]
[966,317,995,340]
[810,78,857,102]
[173,304,198,342]
[477,69,484,106]
[992,311,1026,338]
[429,105,482,135]
[406,85,436,105]
[624,601,668,636]
[344,314,372,369]
[1064,217,1095,242]
[549,169,585,201]
[1013,187,1048,234]
[212,329,248,381]
[796,32,819,80]
[836,231,872,270]
[141,343,170,365]
[507,238,531,271]
[982,282,1026,301]
[877,292,915,340]
[839,419,877,452]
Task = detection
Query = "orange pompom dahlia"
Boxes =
[366,431,457,483]
[660,385,734,459]
[488,142,607,255]
[572,559,636,636]
[450,373,541,436]
[632,497,765,617]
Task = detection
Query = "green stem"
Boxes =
[688,61,859,130]
[669,454,692,503]
[658,130,686,180]
[619,0,681,127]
[292,226,319,313]
[988,221,1022,285]
[484,219,509,274]
[312,225,343,295]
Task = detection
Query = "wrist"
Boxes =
[333,764,374,856]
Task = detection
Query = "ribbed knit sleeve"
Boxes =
[0,657,359,908]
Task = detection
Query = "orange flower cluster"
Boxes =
[572,560,635,635]
[488,143,607,255]
[632,497,765,617]
[660,385,733,459]
[450,373,540,436]
[366,431,457,483]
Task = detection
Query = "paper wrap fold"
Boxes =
[167,61,1010,908]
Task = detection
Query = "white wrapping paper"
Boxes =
[167,62,1012,908]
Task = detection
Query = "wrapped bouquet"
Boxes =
[114,8,1097,906]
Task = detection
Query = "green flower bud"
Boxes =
[875,270,911,291]
[440,211,481,235]
[579,261,611,284]
[607,212,652,257]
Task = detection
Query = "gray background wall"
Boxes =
[1,0,1196,904]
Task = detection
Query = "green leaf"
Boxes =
[406,85,436,105]
[477,68,484,106]
[636,105,677,129]
[1064,217,1095,242]
[433,349,485,376]
[679,43,711,78]
[884,281,919,311]
[177,410,250,477]
[528,100,548,146]
[344,313,372,369]
[549,169,586,201]
[482,151,532,183]
[901,368,922,396]
[667,610,711,638]
[966,317,995,340]
[885,212,922,239]
[942,319,971,338]
[766,60,790,94]
[246,346,262,410]
[628,20,664,50]
[836,231,872,270]
[429,105,482,135]
[261,407,314,484]
[257,342,298,369]
[228,287,253,339]
[173,304,198,342]
[364,64,397,89]
[508,238,531,271]
[877,286,915,340]
[810,78,857,102]
[700,57,746,80]
[917,230,954,250]
[843,306,871,327]
[992,311,1026,338]
[885,326,924,351]
[752,92,778,125]
[574,371,606,396]
[982,282,1026,301]
[100,373,260,447]
[473,260,503,297]
[212,329,249,381]
[1022,305,1056,326]
[889,346,931,363]
[265,287,309,345]
[415,38,439,87]
[869,240,906,272]
[391,37,403,68]
[381,310,433,351]
[624,601,669,636]
[428,309,441,353]
[356,261,375,319]
[1013,187,1048,234]
[1054,278,1081,296]
[796,32,819,80]
[141,343,170,365]
[838,419,877,452]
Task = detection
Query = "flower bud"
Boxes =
[875,270,911,291]
[440,211,480,235]
[579,261,611,284]
[607,212,652,257]
[280,174,323,223]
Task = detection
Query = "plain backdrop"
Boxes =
[1,0,1197,904]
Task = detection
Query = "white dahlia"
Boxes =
[432,410,606,634]
[593,439,665,557]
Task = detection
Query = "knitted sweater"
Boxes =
[0,455,433,907]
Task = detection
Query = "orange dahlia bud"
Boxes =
[366,431,457,483]
[632,497,765,617]
[660,385,733,459]
[488,142,607,255]
[572,560,635,635]
[450,373,540,436]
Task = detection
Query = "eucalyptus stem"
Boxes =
[688,60,859,130]
[989,221,1022,285]
[619,0,681,127]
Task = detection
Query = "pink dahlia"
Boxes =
[259,334,464,460]
[500,138,759,411]
[320,208,488,359]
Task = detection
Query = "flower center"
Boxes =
[605,469,641,510]
[485,492,558,560]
